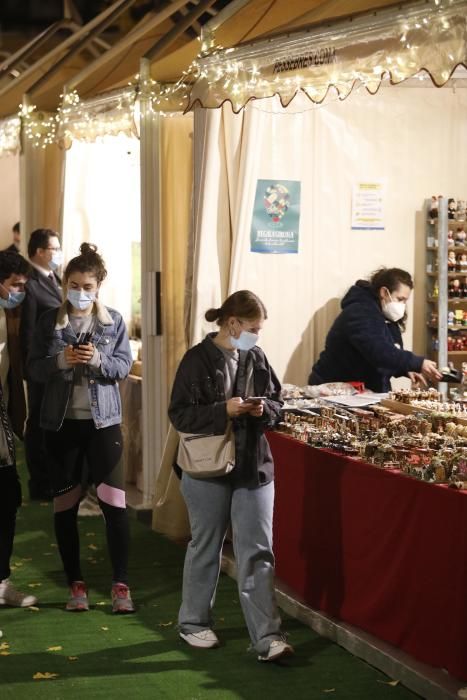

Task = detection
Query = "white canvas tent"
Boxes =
[151,0,467,538]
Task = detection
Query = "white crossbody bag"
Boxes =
[177,422,235,478]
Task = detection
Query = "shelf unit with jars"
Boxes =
[426,196,467,389]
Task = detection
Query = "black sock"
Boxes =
[54,503,82,585]
[98,499,129,585]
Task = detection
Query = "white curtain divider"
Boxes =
[191,84,467,384]
[62,134,140,326]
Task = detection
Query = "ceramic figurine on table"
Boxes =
[452,278,461,298]
[460,253,467,272]
[448,250,457,271]
[455,228,467,246]
[448,198,457,219]
[457,200,466,221]
[429,196,439,224]
[448,311,455,326]
[448,229,455,247]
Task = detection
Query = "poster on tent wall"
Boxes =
[250,179,301,253]
[351,181,386,230]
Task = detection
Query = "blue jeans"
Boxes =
[179,474,282,654]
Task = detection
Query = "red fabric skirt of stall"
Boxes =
[269,431,467,681]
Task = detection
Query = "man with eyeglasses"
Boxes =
[20,228,63,500]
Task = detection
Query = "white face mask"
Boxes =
[382,290,405,323]
[49,251,63,270]
[230,330,258,351]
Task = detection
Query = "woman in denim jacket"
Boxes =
[28,243,134,614]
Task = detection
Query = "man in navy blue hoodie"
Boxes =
[309,268,441,392]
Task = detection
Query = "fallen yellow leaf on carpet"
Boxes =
[158,622,173,627]
[43,552,53,556]
[0,642,10,650]
[21,557,32,562]
[46,646,63,652]
[0,651,11,656]
[377,680,400,687]
[323,690,336,694]
[33,672,59,680]
[101,627,109,631]
[68,656,79,661]
[85,532,96,537]
[88,544,98,550]
[96,601,107,606]
[28,583,42,588]
[29,606,40,612]
[39,503,49,507]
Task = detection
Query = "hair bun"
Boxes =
[204,307,220,323]
[79,242,98,257]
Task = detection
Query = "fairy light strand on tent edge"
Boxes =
[0,0,461,152]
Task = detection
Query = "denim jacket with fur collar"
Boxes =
[27,301,132,431]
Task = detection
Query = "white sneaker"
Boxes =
[258,639,294,662]
[179,629,220,648]
[0,579,38,607]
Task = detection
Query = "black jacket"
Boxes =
[310,281,424,392]
[168,334,283,487]
[20,267,62,372]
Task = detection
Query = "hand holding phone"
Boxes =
[243,396,266,405]
[73,331,93,349]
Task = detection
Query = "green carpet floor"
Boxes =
[1,449,420,700]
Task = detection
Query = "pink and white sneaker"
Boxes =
[66,581,89,612]
[111,583,135,614]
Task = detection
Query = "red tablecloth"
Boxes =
[269,431,467,681]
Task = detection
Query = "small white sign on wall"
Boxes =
[351,181,385,230]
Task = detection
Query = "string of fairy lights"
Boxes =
[0,0,464,155]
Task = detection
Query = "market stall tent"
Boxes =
[151,0,467,542]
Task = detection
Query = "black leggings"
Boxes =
[0,466,22,581]
[45,420,130,586]
[53,499,129,585]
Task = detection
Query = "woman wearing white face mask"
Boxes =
[309,267,442,392]
[169,290,294,662]
[27,243,135,615]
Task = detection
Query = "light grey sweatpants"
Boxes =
[179,474,283,654]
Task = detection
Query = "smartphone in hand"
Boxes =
[243,396,266,405]
[73,331,93,349]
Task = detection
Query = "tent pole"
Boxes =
[139,56,164,503]
[143,0,218,61]
[27,0,138,99]
[64,0,191,95]
[0,21,76,81]
[0,0,131,100]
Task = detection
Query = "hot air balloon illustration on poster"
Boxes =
[250,179,301,253]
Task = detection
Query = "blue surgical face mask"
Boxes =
[230,329,258,351]
[49,251,63,271]
[0,290,26,309]
[67,289,96,311]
